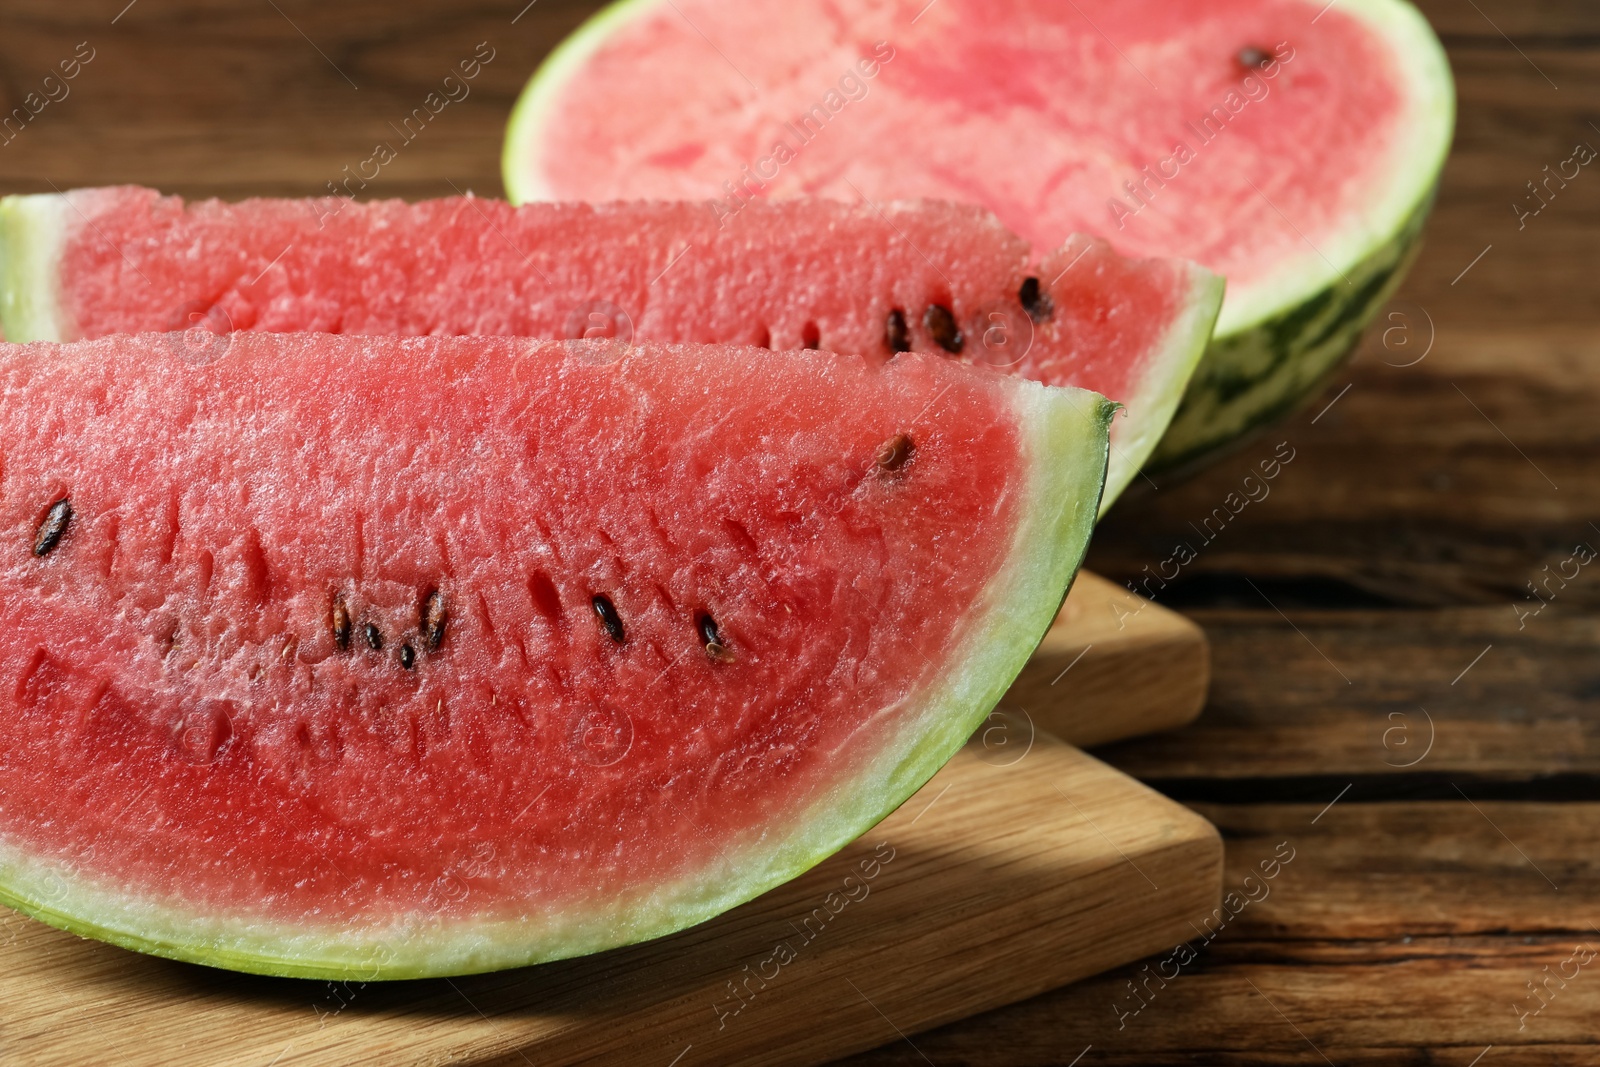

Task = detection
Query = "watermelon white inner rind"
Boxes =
[502,0,1453,473]
[0,193,66,344]
[0,334,1111,979]
[1103,259,1222,493]
[0,188,1215,513]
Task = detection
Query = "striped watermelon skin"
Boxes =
[1150,194,1433,473]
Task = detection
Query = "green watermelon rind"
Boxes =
[501,0,1455,481]
[0,380,1114,980]
[0,193,68,343]
[1149,191,1432,473]
[1148,0,1454,471]
[1100,265,1222,508]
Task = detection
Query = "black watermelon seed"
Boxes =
[399,643,415,670]
[698,613,734,662]
[876,433,915,473]
[885,308,911,354]
[1019,276,1053,322]
[331,595,352,650]
[924,304,963,354]
[1237,46,1270,70]
[33,498,71,557]
[802,321,821,350]
[422,589,448,651]
[593,594,625,644]
[364,622,384,651]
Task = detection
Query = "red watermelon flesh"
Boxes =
[0,332,1112,978]
[0,186,1219,509]
[503,0,1444,339]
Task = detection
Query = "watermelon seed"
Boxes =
[886,308,911,353]
[33,498,71,557]
[422,589,448,651]
[400,643,416,670]
[697,613,733,662]
[364,622,384,651]
[1237,46,1270,70]
[1019,277,1053,322]
[924,305,964,353]
[331,595,352,650]
[593,594,625,644]
[876,433,915,473]
[802,322,821,350]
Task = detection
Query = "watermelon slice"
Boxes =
[0,331,1112,978]
[502,0,1453,473]
[0,186,1220,512]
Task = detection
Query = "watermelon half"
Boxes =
[0,186,1220,512]
[502,0,1454,473]
[0,331,1111,978]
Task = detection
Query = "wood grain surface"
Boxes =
[0,0,1589,1062]
[1015,572,1210,749]
[0,732,1221,1067]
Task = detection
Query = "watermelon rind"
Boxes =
[1148,0,1452,472]
[0,193,67,343]
[1104,265,1222,505]
[1150,192,1433,473]
[501,0,1455,479]
[0,367,1113,980]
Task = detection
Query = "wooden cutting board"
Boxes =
[0,729,1220,1067]
[1016,571,1209,748]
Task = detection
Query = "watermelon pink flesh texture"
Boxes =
[0,186,1219,512]
[0,332,1112,979]
[503,0,1453,472]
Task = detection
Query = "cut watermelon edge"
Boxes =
[1101,262,1223,511]
[0,376,1113,980]
[0,193,69,343]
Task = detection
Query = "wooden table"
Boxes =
[0,1,1594,1062]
